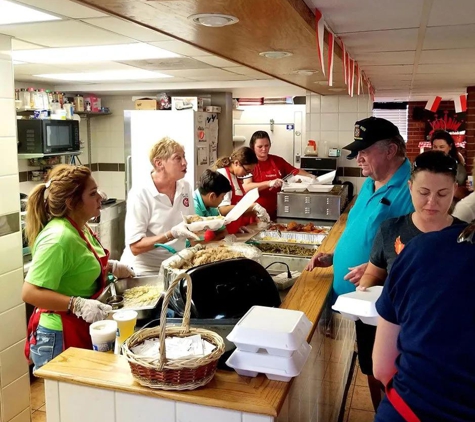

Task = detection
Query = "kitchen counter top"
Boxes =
[35,200,353,417]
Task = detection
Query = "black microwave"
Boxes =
[17,119,80,155]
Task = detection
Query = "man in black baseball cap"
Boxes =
[343,117,405,159]
[306,115,413,411]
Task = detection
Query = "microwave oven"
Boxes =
[17,119,80,155]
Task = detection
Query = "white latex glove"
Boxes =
[109,259,135,279]
[252,203,271,223]
[269,179,284,189]
[72,297,112,323]
[223,234,237,244]
[170,222,200,240]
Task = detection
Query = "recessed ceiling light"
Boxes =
[295,69,318,76]
[188,13,239,27]
[259,51,293,59]
[12,43,180,64]
[0,0,61,25]
[34,70,173,82]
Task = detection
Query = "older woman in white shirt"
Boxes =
[453,158,475,223]
[121,137,199,274]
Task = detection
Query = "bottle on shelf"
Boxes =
[74,94,84,112]
[28,87,35,109]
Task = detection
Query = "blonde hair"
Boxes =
[212,147,257,170]
[26,165,92,248]
[149,137,184,167]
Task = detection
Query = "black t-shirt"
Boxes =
[370,214,464,273]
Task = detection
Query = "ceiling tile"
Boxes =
[223,66,271,78]
[149,41,209,57]
[14,63,76,75]
[303,0,423,33]
[357,51,415,66]
[424,24,475,49]
[340,29,418,53]
[119,57,214,71]
[417,63,475,73]
[420,48,475,63]
[364,65,414,75]
[82,17,172,42]
[429,0,475,26]
[14,0,107,19]
[0,21,132,47]
[11,39,44,50]
[194,55,240,67]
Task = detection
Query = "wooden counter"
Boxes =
[35,202,353,419]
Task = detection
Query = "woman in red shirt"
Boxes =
[243,131,315,220]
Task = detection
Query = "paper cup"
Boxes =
[113,310,138,348]
[89,320,117,353]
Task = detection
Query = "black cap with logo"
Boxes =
[343,117,403,159]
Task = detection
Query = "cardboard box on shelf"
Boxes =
[172,96,203,112]
[84,95,101,112]
[135,98,158,110]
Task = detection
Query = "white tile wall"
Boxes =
[306,93,372,194]
[0,34,29,422]
[0,268,23,314]
[0,340,28,387]
[2,373,30,421]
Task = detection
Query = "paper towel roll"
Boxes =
[233,135,246,143]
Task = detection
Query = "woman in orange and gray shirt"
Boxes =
[353,151,465,412]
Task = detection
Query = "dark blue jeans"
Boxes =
[30,325,63,371]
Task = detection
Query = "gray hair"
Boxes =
[376,136,406,158]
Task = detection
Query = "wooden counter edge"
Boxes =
[35,198,355,417]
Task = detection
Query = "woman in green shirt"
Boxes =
[23,165,134,370]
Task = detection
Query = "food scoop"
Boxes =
[106,281,124,310]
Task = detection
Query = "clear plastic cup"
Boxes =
[113,310,138,351]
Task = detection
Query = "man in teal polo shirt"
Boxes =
[306,117,414,409]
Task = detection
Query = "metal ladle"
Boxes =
[106,281,124,310]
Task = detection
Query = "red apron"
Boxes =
[225,167,253,234]
[25,217,110,360]
[386,377,421,422]
[253,158,297,220]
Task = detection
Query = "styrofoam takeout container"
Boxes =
[332,286,383,326]
[226,340,312,382]
[315,170,336,185]
[281,183,308,193]
[185,188,259,232]
[306,184,334,193]
[227,306,312,357]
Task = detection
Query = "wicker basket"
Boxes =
[122,272,225,390]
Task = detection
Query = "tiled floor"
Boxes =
[30,377,46,422]
[341,361,376,422]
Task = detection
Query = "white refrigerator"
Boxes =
[124,109,219,195]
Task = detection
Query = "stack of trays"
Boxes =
[226,306,312,382]
[332,286,383,326]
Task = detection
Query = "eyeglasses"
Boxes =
[412,152,457,175]
[240,163,253,174]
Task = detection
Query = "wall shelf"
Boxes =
[18,151,82,160]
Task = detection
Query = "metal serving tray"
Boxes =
[246,241,319,258]
[251,230,327,245]
[97,275,164,320]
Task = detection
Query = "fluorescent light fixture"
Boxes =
[12,43,180,64]
[295,69,318,76]
[259,51,293,59]
[0,0,61,25]
[188,13,239,27]
[34,69,173,81]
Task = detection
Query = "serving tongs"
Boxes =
[457,223,475,244]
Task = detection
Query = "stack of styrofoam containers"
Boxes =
[331,286,383,326]
[225,306,312,382]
